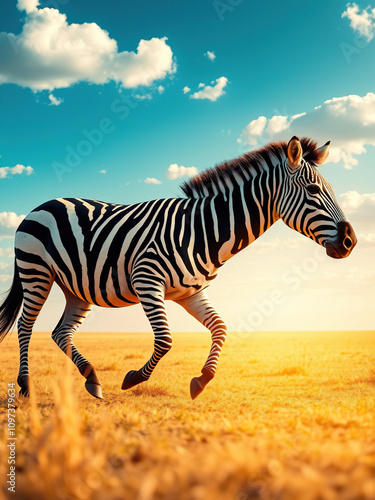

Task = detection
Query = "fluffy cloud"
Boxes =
[238,92,375,169]
[204,51,216,61]
[238,116,267,146]
[99,169,106,174]
[182,86,191,94]
[339,191,375,247]
[0,212,25,240]
[0,164,34,179]
[144,177,162,185]
[17,0,39,13]
[340,191,375,220]
[166,164,198,180]
[190,76,228,102]
[342,3,375,41]
[0,4,175,92]
[48,93,63,106]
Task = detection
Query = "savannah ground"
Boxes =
[0,329,374,500]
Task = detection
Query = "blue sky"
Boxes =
[0,0,374,332]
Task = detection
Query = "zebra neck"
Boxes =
[210,169,279,265]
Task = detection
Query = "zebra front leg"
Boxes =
[176,290,227,399]
[122,278,172,390]
[52,286,102,399]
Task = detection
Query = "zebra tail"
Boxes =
[0,261,23,343]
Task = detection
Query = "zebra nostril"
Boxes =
[344,237,352,250]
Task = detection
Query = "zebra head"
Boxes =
[278,136,357,259]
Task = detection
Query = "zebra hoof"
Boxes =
[82,366,103,399]
[190,377,204,400]
[17,375,30,398]
[85,380,103,399]
[122,370,148,390]
[190,371,214,400]
[18,387,29,397]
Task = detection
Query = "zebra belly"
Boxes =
[58,271,207,306]
[15,226,207,306]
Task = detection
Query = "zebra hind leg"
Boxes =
[176,290,227,400]
[52,284,102,399]
[17,266,55,396]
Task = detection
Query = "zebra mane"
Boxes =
[181,137,320,199]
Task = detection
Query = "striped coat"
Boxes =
[0,137,357,399]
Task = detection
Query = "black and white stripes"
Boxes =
[0,136,356,399]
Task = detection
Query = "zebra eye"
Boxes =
[306,184,321,195]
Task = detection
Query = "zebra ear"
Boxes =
[287,136,303,169]
[314,141,331,165]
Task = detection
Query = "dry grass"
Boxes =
[0,330,374,500]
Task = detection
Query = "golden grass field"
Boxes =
[0,329,374,500]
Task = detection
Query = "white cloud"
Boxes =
[342,3,375,42]
[17,0,39,13]
[182,86,191,94]
[48,93,63,106]
[0,5,175,92]
[238,92,375,169]
[204,51,216,61]
[144,177,162,185]
[340,191,375,219]
[0,212,24,228]
[0,212,25,240]
[0,164,34,179]
[99,169,106,174]
[157,85,165,94]
[190,76,228,102]
[134,93,152,100]
[238,116,267,146]
[267,115,290,134]
[166,163,198,180]
[339,191,375,240]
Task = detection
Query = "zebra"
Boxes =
[0,136,357,400]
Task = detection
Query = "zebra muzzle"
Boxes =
[324,221,357,259]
